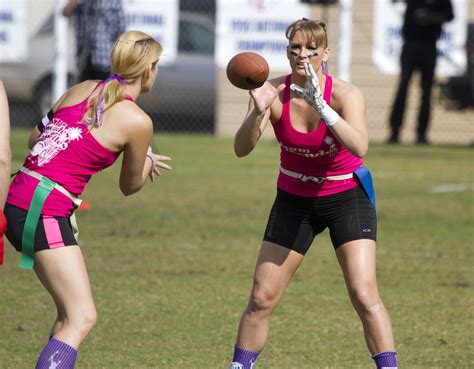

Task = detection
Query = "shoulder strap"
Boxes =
[323,74,332,104]
[283,74,292,104]
[281,74,292,120]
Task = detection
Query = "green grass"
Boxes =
[1,130,473,368]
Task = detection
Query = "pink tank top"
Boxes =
[272,74,362,197]
[7,92,132,216]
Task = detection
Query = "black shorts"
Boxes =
[263,186,377,255]
[4,203,78,253]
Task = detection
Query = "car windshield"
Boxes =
[178,19,214,55]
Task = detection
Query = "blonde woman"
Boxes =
[4,31,171,368]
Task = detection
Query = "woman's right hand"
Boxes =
[250,82,286,114]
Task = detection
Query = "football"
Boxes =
[226,52,269,90]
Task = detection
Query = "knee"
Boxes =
[247,285,279,315]
[82,307,98,332]
[348,285,382,315]
[70,305,97,335]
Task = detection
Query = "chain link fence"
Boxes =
[2,0,216,133]
[1,0,473,143]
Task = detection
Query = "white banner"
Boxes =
[372,0,467,77]
[216,0,310,71]
[0,0,28,62]
[123,0,179,65]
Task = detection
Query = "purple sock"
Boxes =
[230,346,260,369]
[372,351,398,369]
[35,338,77,369]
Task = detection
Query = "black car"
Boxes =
[439,22,474,109]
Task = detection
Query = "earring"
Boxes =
[322,62,328,75]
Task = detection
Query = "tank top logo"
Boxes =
[280,136,338,158]
[29,118,83,166]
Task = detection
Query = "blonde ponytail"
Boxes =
[83,30,162,130]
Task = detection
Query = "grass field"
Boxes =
[0,129,473,368]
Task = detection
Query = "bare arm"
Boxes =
[0,81,11,208]
[62,0,78,17]
[328,86,368,158]
[291,64,368,157]
[234,99,271,157]
[234,82,285,157]
[119,112,171,196]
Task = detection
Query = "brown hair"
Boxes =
[83,30,163,129]
[285,18,328,48]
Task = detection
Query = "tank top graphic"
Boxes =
[272,74,362,197]
[29,119,84,167]
[7,91,133,216]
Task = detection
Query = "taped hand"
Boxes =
[290,63,340,127]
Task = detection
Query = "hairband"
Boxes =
[85,74,125,128]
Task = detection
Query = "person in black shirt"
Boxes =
[388,0,454,144]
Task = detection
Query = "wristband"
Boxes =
[319,100,340,127]
[146,154,155,174]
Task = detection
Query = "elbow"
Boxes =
[119,182,143,196]
[355,146,368,158]
[234,148,248,158]
[349,142,368,158]
[120,187,138,197]
[234,142,252,158]
[0,150,12,167]
[120,188,133,196]
[353,137,369,158]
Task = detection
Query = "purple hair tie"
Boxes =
[107,74,125,86]
[86,74,125,127]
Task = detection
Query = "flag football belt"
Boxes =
[279,166,353,184]
[17,167,82,270]
[280,165,377,210]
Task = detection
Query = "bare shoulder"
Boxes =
[331,78,364,102]
[66,80,99,98]
[267,75,287,88]
[109,100,153,132]
[56,80,100,109]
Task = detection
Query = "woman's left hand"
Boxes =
[147,147,172,182]
[290,63,340,127]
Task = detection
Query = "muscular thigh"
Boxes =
[263,186,376,254]
[263,189,326,255]
[253,241,305,300]
[320,186,377,249]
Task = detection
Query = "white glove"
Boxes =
[290,63,340,127]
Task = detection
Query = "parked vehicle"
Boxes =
[439,22,474,110]
[142,11,216,132]
[0,12,216,132]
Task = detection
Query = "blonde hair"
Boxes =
[285,18,328,48]
[83,30,163,129]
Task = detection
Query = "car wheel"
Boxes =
[33,74,75,116]
[33,76,53,117]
